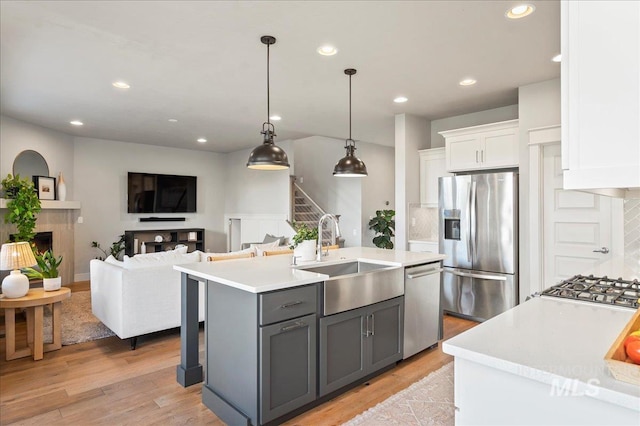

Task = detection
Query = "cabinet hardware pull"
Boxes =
[480,150,484,163]
[280,321,305,332]
[280,301,303,309]
[370,314,375,336]
[362,316,370,337]
[592,246,610,254]
[476,150,479,162]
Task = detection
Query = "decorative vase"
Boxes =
[57,172,67,201]
[1,270,30,298]
[43,276,62,291]
[294,240,316,262]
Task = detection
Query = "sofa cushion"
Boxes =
[262,234,283,244]
[104,255,124,267]
[251,240,280,256]
[122,249,200,269]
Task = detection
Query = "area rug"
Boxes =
[343,362,455,426]
[43,291,115,345]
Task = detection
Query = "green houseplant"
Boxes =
[368,209,395,249]
[21,249,63,291]
[1,174,42,242]
[289,222,318,261]
[91,234,126,260]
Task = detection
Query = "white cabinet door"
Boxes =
[481,128,519,169]
[561,1,640,194]
[444,135,480,172]
[419,148,451,206]
[442,120,519,172]
[408,241,439,253]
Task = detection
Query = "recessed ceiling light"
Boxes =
[459,78,477,86]
[552,54,562,63]
[112,81,130,89]
[506,4,535,19]
[270,115,282,121]
[168,118,178,122]
[317,45,338,56]
[70,120,84,126]
[197,138,207,143]
[393,96,408,103]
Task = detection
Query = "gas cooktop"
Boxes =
[540,275,639,309]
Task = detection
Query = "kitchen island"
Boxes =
[443,297,640,425]
[174,247,444,425]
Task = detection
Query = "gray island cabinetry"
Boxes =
[320,297,403,396]
[174,248,446,426]
[206,281,318,425]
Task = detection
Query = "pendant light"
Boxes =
[333,68,367,177]
[247,36,290,170]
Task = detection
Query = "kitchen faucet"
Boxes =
[317,213,341,261]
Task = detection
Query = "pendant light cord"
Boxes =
[267,41,270,126]
[349,72,352,141]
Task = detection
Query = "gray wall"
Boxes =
[430,105,518,149]
[293,136,362,247]
[518,78,561,300]
[224,141,293,216]
[73,137,228,278]
[360,142,395,248]
[1,115,75,197]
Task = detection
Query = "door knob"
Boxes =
[592,247,610,254]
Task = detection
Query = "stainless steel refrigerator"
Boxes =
[439,171,518,322]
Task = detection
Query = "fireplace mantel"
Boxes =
[0,198,81,210]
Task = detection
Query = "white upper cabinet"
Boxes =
[419,147,452,207]
[441,120,519,172]
[561,1,640,196]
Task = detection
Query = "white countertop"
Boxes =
[443,297,640,411]
[174,247,445,293]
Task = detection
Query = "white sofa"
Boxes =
[90,247,205,349]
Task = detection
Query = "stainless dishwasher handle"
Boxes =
[407,268,443,279]
[449,270,507,281]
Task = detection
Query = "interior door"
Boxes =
[543,144,623,285]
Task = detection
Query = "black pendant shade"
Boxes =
[247,35,290,170]
[334,68,367,177]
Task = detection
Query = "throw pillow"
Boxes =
[262,234,283,245]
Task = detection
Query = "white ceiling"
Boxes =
[0,1,560,153]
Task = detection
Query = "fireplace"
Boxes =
[10,231,53,254]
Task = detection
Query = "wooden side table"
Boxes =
[0,287,71,360]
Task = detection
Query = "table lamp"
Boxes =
[1,241,37,298]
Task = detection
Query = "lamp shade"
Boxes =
[0,242,37,270]
[247,138,290,170]
[333,144,368,177]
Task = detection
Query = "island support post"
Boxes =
[176,272,203,387]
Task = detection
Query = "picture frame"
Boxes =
[33,175,56,200]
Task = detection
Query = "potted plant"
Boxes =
[91,234,126,260]
[368,209,395,249]
[21,249,63,291]
[289,222,318,261]
[1,174,42,242]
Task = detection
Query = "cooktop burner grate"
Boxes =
[540,275,639,309]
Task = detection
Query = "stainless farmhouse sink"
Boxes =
[298,261,404,316]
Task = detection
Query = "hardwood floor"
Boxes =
[0,283,476,425]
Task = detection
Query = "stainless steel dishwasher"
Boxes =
[403,261,443,359]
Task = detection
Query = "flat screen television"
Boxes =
[127,172,197,213]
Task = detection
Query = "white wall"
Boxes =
[518,78,561,301]
[224,141,293,216]
[293,136,361,247]
[360,142,395,247]
[73,137,228,279]
[430,105,518,149]
[395,114,430,250]
[1,115,75,197]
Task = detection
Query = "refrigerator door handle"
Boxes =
[467,182,473,262]
[449,270,507,281]
[470,180,477,263]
